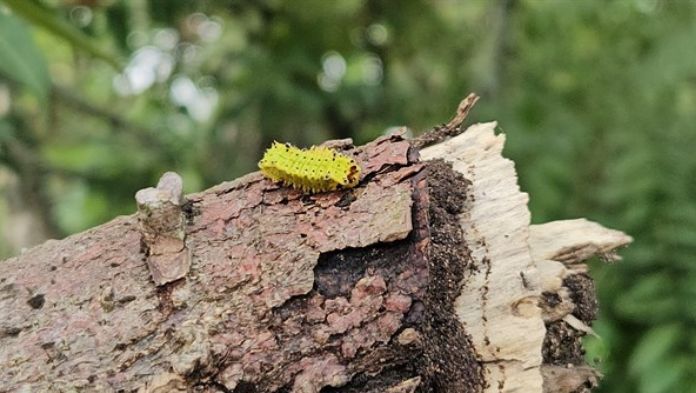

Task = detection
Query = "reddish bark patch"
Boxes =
[0,137,486,392]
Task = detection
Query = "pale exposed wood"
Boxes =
[421,122,546,393]
[528,219,631,392]
[528,218,633,324]
[384,376,421,393]
[529,219,632,265]
[540,365,600,393]
[421,124,632,393]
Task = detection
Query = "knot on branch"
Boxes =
[135,171,190,286]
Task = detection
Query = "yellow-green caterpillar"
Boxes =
[258,141,361,193]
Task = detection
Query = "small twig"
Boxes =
[446,93,480,130]
[411,93,480,149]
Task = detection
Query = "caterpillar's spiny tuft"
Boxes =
[258,141,361,194]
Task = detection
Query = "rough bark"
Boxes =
[0,117,631,392]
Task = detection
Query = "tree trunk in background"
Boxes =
[0,119,631,392]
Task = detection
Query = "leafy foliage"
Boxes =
[0,10,49,99]
[0,0,695,391]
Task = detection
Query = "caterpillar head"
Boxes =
[340,159,361,188]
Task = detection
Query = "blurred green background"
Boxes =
[0,0,694,391]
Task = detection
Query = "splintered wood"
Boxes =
[422,123,547,392]
[529,219,631,392]
[421,123,632,393]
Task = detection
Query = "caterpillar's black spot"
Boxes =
[259,142,362,194]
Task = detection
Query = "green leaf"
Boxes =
[638,356,687,393]
[42,142,154,176]
[1,0,123,70]
[0,10,50,99]
[615,274,680,322]
[0,120,13,162]
[0,119,12,139]
[629,323,682,376]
